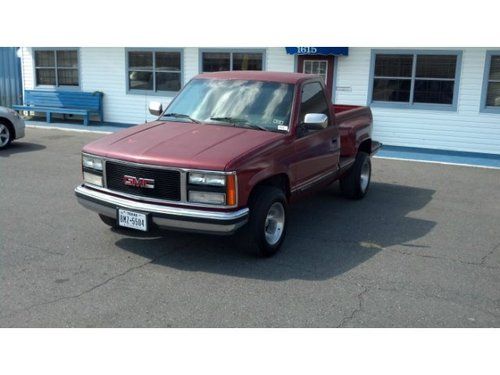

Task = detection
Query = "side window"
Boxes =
[201,51,264,72]
[371,52,460,107]
[34,49,79,87]
[484,54,500,110]
[299,82,330,125]
[127,50,182,93]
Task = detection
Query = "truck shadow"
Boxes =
[114,182,436,281]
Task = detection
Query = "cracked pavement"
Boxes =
[1,128,499,327]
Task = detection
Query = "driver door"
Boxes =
[291,81,340,191]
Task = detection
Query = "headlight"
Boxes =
[83,171,103,187]
[82,155,103,171]
[188,172,226,186]
[188,191,226,205]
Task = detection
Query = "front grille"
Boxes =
[105,161,181,201]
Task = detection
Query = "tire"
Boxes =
[99,214,118,228]
[340,151,371,199]
[0,121,13,149]
[246,186,288,257]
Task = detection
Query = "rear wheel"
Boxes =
[340,151,371,199]
[0,122,13,149]
[99,214,117,228]
[246,186,288,257]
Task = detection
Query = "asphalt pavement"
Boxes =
[1,128,499,327]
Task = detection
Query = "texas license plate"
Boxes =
[118,209,148,231]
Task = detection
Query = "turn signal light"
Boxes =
[226,174,236,206]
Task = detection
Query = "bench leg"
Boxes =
[46,112,52,123]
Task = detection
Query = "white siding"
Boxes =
[80,47,184,124]
[334,47,500,154]
[266,48,295,72]
[20,48,34,91]
[21,47,295,125]
[20,47,500,154]
[183,47,199,84]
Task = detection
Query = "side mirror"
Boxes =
[303,113,328,130]
[148,101,163,117]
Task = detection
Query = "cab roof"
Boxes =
[194,70,317,84]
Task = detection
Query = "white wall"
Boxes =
[21,47,295,125]
[266,48,295,72]
[334,48,500,154]
[21,47,500,154]
[20,47,34,90]
[80,48,201,124]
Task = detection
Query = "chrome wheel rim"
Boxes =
[264,202,285,246]
[0,124,9,147]
[360,159,370,192]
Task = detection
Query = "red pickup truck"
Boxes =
[75,71,381,256]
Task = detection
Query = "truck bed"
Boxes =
[331,104,375,157]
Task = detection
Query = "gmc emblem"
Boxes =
[123,175,155,189]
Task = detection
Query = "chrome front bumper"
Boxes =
[74,185,249,235]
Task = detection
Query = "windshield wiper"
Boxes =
[209,116,248,124]
[162,113,200,123]
[210,117,268,131]
[163,114,264,129]
[238,123,268,131]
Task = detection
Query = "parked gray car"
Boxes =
[0,106,25,149]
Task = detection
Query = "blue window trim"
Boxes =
[367,49,463,111]
[198,48,267,73]
[480,50,500,114]
[32,47,81,91]
[125,48,183,97]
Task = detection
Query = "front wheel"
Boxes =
[0,122,13,149]
[246,186,288,257]
[340,151,371,199]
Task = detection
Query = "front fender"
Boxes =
[237,163,290,207]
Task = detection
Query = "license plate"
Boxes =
[117,209,148,231]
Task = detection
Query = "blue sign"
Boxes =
[285,47,349,56]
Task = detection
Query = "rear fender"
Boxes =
[340,122,371,157]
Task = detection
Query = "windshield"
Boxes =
[162,78,295,132]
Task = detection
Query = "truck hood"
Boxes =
[83,121,285,170]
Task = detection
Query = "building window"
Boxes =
[483,53,500,110]
[127,50,182,93]
[303,60,328,83]
[201,51,264,72]
[370,51,460,108]
[34,49,79,87]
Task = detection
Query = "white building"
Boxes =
[19,47,500,154]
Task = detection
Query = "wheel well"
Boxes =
[358,139,372,154]
[248,174,290,204]
[0,117,15,139]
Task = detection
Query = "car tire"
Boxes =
[340,151,371,199]
[99,214,118,228]
[246,186,288,257]
[0,121,13,149]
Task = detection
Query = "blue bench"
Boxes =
[13,90,103,125]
